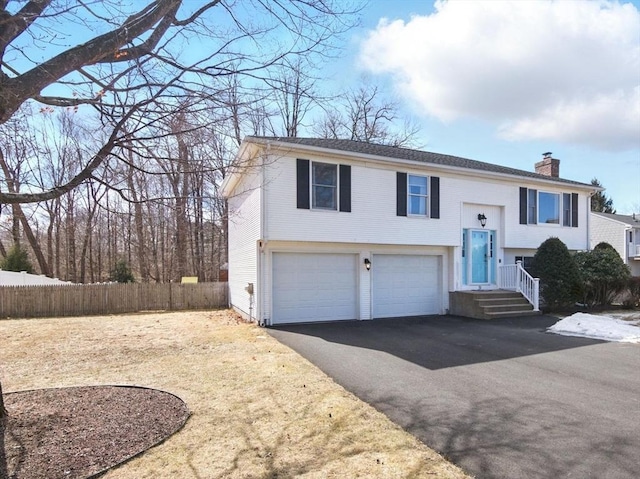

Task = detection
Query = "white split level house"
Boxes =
[221,137,599,325]
[590,212,640,277]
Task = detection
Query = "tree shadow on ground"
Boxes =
[369,392,638,479]
[270,314,602,370]
[1,421,9,479]
[268,315,638,478]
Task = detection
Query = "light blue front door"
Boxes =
[471,230,489,284]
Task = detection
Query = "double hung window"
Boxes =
[396,172,440,218]
[562,193,572,226]
[528,189,537,224]
[312,162,337,210]
[296,159,351,212]
[408,175,429,216]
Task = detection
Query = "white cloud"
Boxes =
[359,0,640,150]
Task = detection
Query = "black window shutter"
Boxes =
[397,172,407,216]
[571,193,579,227]
[339,164,351,212]
[296,159,310,209]
[430,176,440,219]
[519,187,528,224]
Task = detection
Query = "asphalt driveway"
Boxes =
[268,315,640,479]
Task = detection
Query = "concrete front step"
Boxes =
[482,303,534,313]
[449,290,541,320]
[476,298,531,306]
[484,310,541,318]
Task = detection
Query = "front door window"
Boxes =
[471,230,489,284]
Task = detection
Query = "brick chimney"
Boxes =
[535,152,560,178]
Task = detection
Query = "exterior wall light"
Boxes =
[364,258,371,271]
[477,213,487,228]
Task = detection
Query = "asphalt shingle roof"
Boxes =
[248,136,594,188]
[592,212,640,225]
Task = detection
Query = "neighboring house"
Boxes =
[0,270,71,286]
[222,137,598,325]
[590,212,640,276]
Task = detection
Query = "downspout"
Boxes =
[587,191,596,251]
[259,142,270,326]
[623,226,632,264]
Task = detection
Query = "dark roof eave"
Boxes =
[246,136,596,189]
[591,212,640,225]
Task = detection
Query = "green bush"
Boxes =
[531,237,582,311]
[623,276,640,308]
[0,244,34,273]
[593,242,616,251]
[574,246,630,307]
[109,259,135,283]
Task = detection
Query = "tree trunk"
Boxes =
[127,161,150,282]
[0,378,7,479]
[16,203,52,276]
[65,194,77,282]
[0,380,7,419]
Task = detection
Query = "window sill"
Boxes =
[310,207,339,213]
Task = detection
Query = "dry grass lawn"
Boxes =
[0,310,470,478]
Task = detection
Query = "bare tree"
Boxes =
[314,82,421,147]
[266,57,319,137]
[0,0,359,204]
[0,0,360,422]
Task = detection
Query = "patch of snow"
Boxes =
[548,313,640,343]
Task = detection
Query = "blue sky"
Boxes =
[324,0,640,213]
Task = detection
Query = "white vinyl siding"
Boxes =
[227,168,262,318]
[263,156,591,251]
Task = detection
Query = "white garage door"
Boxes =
[372,255,440,318]
[272,253,358,324]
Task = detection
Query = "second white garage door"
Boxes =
[272,252,358,324]
[372,255,440,318]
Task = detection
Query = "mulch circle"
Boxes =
[1,385,190,479]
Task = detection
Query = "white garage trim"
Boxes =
[372,254,441,318]
[271,252,358,324]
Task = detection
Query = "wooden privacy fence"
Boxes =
[0,282,228,319]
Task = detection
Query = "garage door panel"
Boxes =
[272,253,358,324]
[373,255,440,318]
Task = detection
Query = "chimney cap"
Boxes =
[542,151,552,158]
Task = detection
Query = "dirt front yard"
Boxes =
[0,310,470,478]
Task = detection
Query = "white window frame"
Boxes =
[528,189,537,224]
[562,193,572,226]
[407,174,429,217]
[311,161,338,211]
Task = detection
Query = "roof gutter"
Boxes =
[245,137,598,192]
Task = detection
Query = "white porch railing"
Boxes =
[498,261,540,311]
